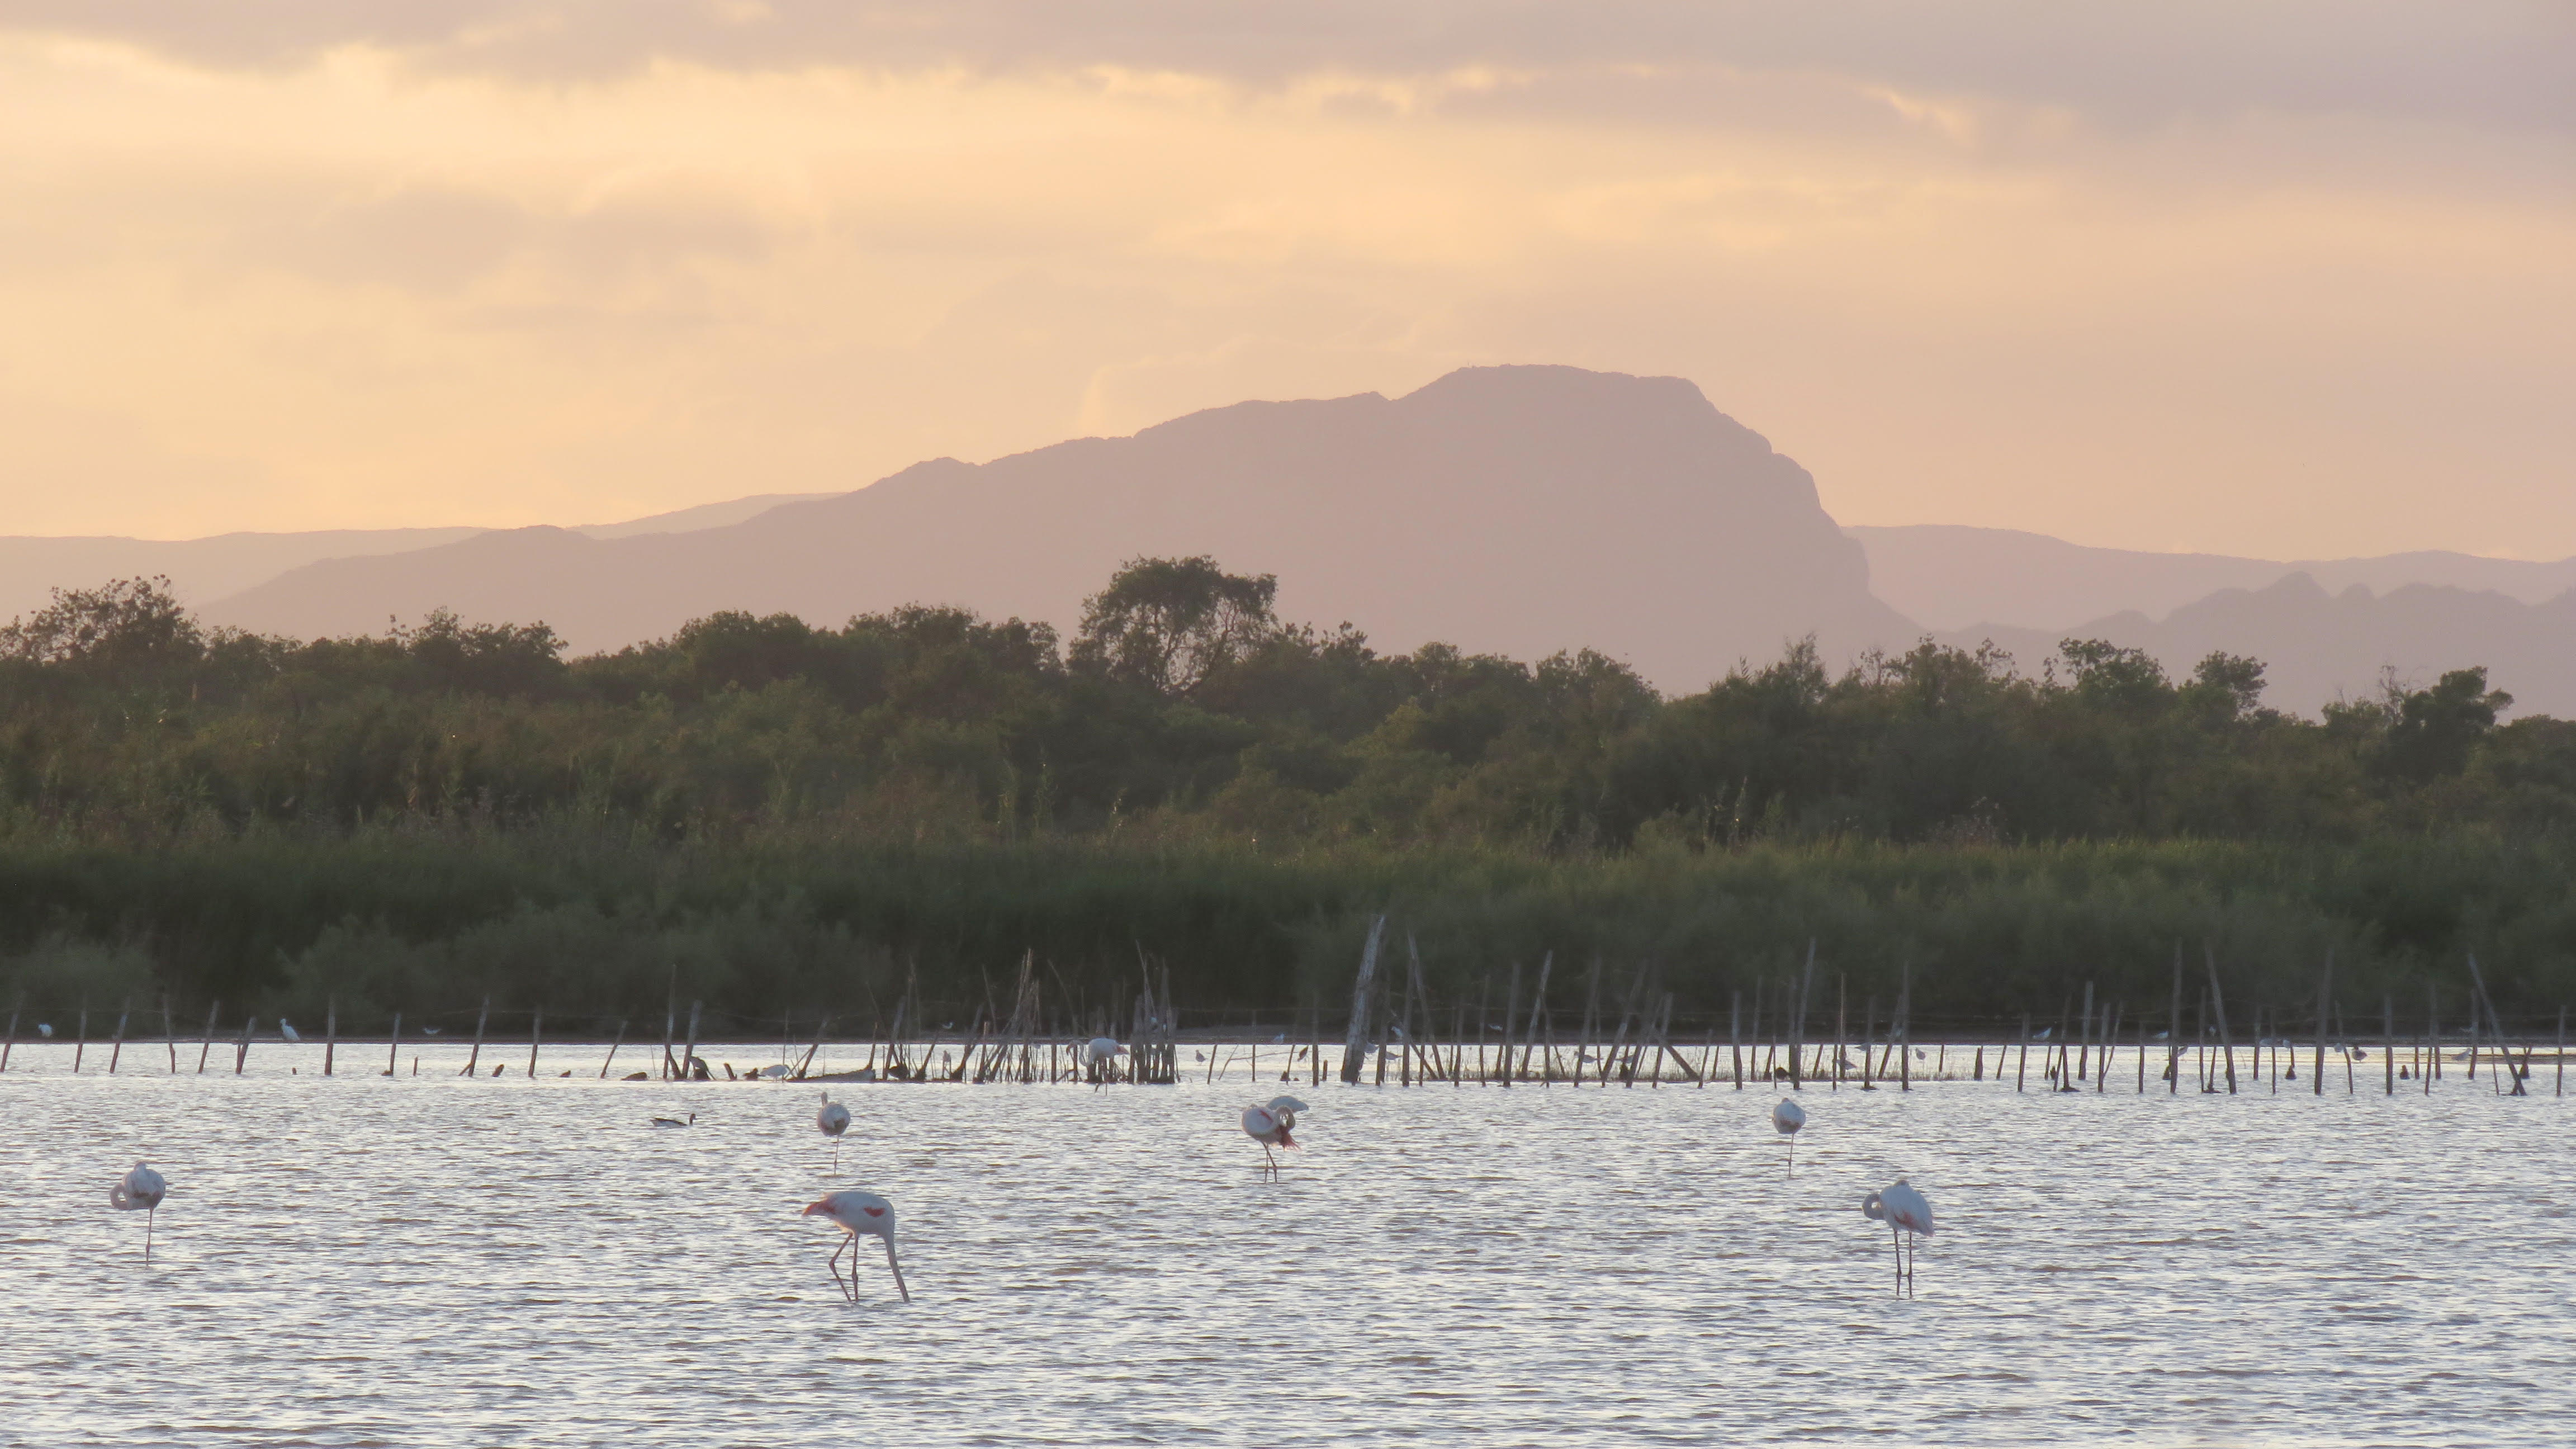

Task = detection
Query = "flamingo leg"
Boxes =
[827,1233,855,1300]
[883,1240,911,1304]
[1261,1143,1277,1178]
[145,1206,155,1266]
[1891,1223,1901,1295]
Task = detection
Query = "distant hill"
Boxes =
[0,494,832,625]
[205,366,1912,692]
[1942,573,2576,717]
[1852,523,2576,632]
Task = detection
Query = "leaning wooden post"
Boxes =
[198,1001,219,1073]
[2383,995,2395,1095]
[323,995,337,1077]
[2016,1012,2030,1092]
[527,1007,543,1078]
[0,992,17,1074]
[461,997,490,1077]
[680,1000,703,1079]
[233,1014,255,1074]
[107,997,131,1074]
[2168,945,2184,1095]
[1833,973,1848,1091]
[1497,959,1521,1090]
[1729,991,1742,1089]
[2077,981,2095,1084]
[1790,939,1815,1089]
[1897,959,1912,1092]
[2203,946,2238,1093]
[72,999,88,1074]
[2313,953,2332,1096]
[1340,914,1386,1085]
[162,995,176,1073]
[661,965,679,1080]
[385,1012,402,1076]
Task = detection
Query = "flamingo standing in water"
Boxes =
[816,1093,851,1171]
[1861,1178,1935,1295]
[1086,1036,1123,1088]
[1771,1097,1807,1176]
[1242,1096,1305,1177]
[802,1190,909,1303]
[110,1162,168,1262]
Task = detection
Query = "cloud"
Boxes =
[2,2,2568,132]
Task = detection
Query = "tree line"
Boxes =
[2,558,2573,1022]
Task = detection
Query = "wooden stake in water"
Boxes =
[2557,1007,2566,1098]
[162,995,176,1073]
[198,1001,219,1074]
[2204,946,2238,1094]
[1,991,19,1074]
[1730,990,1742,1090]
[462,997,490,1077]
[323,995,337,1077]
[234,1015,255,1074]
[107,997,130,1074]
[2383,995,2396,1096]
[527,1007,543,1078]
[1341,914,1386,1086]
[73,999,88,1074]
[2168,945,2184,1095]
[661,972,679,1081]
[1792,940,1815,1090]
[2016,1012,2029,1092]
[1498,959,1521,1090]
[681,1000,703,1080]
[1897,959,1913,1092]
[2313,953,2332,1097]
[385,1012,402,1076]
[1834,973,1848,1090]
[2077,981,2095,1083]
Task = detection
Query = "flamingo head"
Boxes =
[1860,1191,1887,1222]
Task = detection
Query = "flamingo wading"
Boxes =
[111,1162,168,1263]
[1861,1178,1935,1295]
[1771,1097,1807,1175]
[816,1093,851,1171]
[802,1191,910,1303]
[1242,1096,1306,1178]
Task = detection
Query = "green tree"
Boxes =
[1071,556,1279,697]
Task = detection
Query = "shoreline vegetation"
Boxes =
[6,560,2576,1029]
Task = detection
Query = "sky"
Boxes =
[1,2,2569,558]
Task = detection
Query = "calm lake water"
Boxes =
[5,1040,2572,1446]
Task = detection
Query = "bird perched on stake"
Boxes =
[816,1093,851,1171]
[802,1191,910,1303]
[1771,1097,1806,1175]
[111,1162,168,1263]
[278,1019,302,1044]
[1862,1179,1934,1296]
[1242,1096,1306,1178]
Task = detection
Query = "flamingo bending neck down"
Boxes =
[802,1191,909,1303]
[1086,1036,1123,1088]
[1861,1178,1935,1295]
[111,1162,168,1263]
[1771,1097,1806,1176]
[1242,1096,1306,1178]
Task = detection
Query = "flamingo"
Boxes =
[1242,1097,1304,1178]
[1861,1178,1935,1295]
[110,1162,168,1263]
[802,1191,909,1303]
[1771,1097,1806,1175]
[816,1093,851,1171]
[1086,1036,1122,1088]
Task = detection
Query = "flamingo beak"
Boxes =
[800,1200,828,1216]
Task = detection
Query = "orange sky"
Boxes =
[1,4,2569,558]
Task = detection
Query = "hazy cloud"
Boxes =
[4,2,2569,132]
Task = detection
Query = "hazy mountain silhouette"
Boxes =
[1854,523,2576,632]
[0,494,832,624]
[1943,573,2576,716]
[205,366,1909,691]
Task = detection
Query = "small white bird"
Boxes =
[1271,1034,1285,1044]
[2034,1027,2053,1040]
[1861,1178,1935,1295]
[1771,1098,1807,1176]
[802,1190,909,1303]
[1242,1097,1305,1177]
[36,1023,52,1038]
[111,1161,169,1262]
[816,1093,851,1171]
[279,1019,302,1044]
[1086,1036,1123,1088]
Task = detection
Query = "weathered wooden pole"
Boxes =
[1526,951,1554,1085]
[2313,953,2331,1096]
[1791,939,1815,1089]
[2016,1012,2029,1092]
[1497,959,1521,1090]
[385,1012,402,1076]
[596,1017,627,1078]
[2383,995,2395,1095]
[2168,945,2185,1095]
[527,1007,543,1078]
[1897,959,1913,1092]
[1577,956,1602,1086]
[1341,914,1386,1085]
[2077,981,2095,1083]
[2557,1006,2566,1098]
[73,999,88,1074]
[462,997,490,1077]
[197,1001,219,1073]
[661,967,679,1080]
[0,992,17,1074]
[681,1000,703,1080]
[162,995,176,1073]
[323,995,337,1077]
[1730,990,1742,1090]
[2204,946,2237,1093]
[107,997,131,1074]
[1834,973,1848,1090]
[233,1014,254,1074]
